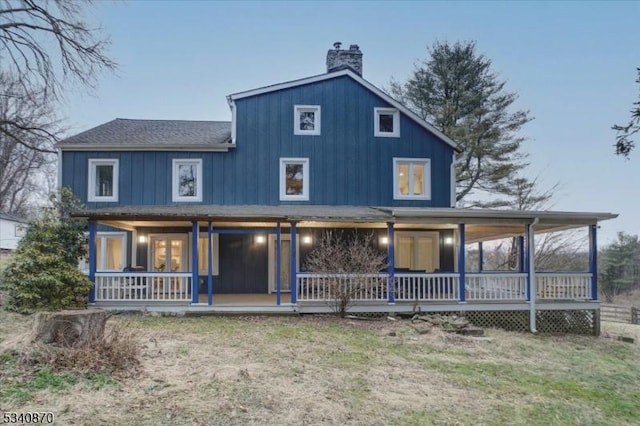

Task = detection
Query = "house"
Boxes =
[0,212,27,257]
[58,43,617,334]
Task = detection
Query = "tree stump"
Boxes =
[31,310,108,347]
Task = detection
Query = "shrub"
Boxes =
[304,231,387,317]
[0,189,91,313]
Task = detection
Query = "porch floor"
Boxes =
[196,293,292,305]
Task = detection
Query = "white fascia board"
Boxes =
[389,208,618,223]
[228,69,462,153]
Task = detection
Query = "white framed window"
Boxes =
[393,158,431,200]
[172,159,203,202]
[395,231,440,272]
[280,158,309,201]
[374,107,400,137]
[88,159,119,202]
[294,105,321,136]
[80,232,127,272]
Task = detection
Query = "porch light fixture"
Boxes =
[444,237,454,245]
[380,236,389,245]
[302,235,313,245]
[255,235,267,244]
[138,235,147,244]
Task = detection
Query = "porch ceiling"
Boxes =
[80,204,617,242]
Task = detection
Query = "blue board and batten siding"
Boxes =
[62,75,454,208]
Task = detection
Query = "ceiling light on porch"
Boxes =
[255,234,267,244]
[380,236,389,245]
[302,235,313,245]
[138,235,147,244]
[444,237,454,245]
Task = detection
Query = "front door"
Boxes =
[268,235,293,293]
[149,235,188,272]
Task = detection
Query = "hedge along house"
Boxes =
[59,43,616,333]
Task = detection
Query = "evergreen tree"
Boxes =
[0,188,91,313]
[389,41,532,206]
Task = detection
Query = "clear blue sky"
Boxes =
[63,0,640,245]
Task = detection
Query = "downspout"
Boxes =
[529,217,539,333]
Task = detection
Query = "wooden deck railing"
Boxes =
[466,273,527,301]
[394,273,459,301]
[536,273,592,300]
[297,272,594,303]
[297,273,389,302]
[94,272,192,302]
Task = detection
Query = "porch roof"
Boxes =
[76,205,617,242]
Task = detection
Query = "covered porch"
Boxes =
[80,205,616,329]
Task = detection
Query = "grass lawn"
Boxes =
[1,311,639,425]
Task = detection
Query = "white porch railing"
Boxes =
[537,273,592,300]
[94,272,192,302]
[394,273,459,301]
[466,273,528,301]
[297,273,389,302]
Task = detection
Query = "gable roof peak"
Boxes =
[228,68,461,152]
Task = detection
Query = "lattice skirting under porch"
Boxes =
[349,309,599,335]
[465,310,599,336]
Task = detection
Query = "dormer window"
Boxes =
[294,105,321,136]
[88,159,119,202]
[374,107,400,137]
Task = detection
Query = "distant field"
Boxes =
[1,311,639,425]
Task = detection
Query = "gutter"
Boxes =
[529,217,539,333]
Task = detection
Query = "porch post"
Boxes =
[478,242,483,272]
[523,230,530,300]
[458,223,466,303]
[290,221,297,304]
[518,236,526,273]
[387,222,395,304]
[526,220,538,332]
[191,221,199,304]
[207,221,213,305]
[276,222,281,306]
[88,220,97,303]
[589,224,598,300]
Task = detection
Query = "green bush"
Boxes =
[0,189,91,313]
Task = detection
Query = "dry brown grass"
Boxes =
[1,311,639,425]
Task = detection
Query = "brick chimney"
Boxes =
[326,42,363,76]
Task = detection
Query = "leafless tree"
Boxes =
[0,0,116,152]
[0,72,57,215]
[304,231,387,317]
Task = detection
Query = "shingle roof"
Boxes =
[57,119,232,148]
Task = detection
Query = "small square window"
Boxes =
[294,105,321,136]
[280,158,309,201]
[88,159,118,202]
[375,107,400,137]
[393,158,431,200]
[172,159,203,202]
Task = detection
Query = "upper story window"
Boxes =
[374,107,400,137]
[88,159,119,202]
[280,158,309,201]
[393,158,431,200]
[294,105,321,136]
[172,159,203,202]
